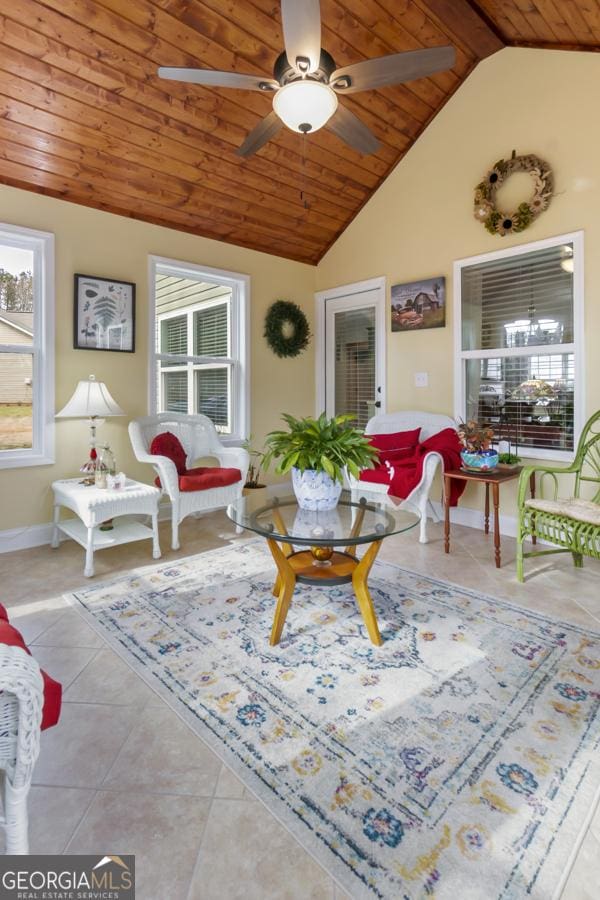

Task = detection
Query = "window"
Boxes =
[0,224,54,468]
[454,232,583,460]
[150,257,249,442]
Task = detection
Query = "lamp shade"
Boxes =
[273,80,338,133]
[56,375,125,418]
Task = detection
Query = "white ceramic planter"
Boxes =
[291,467,342,511]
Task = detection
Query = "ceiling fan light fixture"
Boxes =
[273,80,338,134]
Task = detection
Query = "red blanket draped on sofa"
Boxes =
[387,427,466,507]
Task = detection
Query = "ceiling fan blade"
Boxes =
[236,111,283,158]
[330,46,456,94]
[158,67,278,92]
[327,105,380,156]
[281,0,322,74]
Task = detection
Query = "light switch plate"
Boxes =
[414,372,428,388]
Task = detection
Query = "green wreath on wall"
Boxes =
[474,151,553,236]
[264,299,311,358]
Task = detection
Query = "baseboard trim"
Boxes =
[0,522,65,553]
[430,500,520,538]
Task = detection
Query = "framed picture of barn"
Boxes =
[73,274,136,352]
[391,276,445,332]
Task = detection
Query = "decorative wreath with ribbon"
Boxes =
[264,299,311,358]
[474,151,553,236]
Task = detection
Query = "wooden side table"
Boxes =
[443,467,535,568]
[51,478,161,577]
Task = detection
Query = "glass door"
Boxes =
[324,289,384,429]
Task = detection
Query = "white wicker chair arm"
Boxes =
[131,446,160,466]
[215,447,250,483]
[151,455,180,499]
[0,645,44,789]
[404,450,444,501]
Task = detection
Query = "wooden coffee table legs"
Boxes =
[266,538,383,647]
[351,540,383,646]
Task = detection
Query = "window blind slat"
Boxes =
[462,243,574,352]
[195,367,229,432]
[163,371,188,413]
[333,307,375,429]
[194,303,229,357]
[160,315,187,366]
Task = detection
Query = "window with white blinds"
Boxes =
[455,233,583,459]
[151,259,249,440]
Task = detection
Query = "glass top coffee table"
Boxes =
[227,489,420,647]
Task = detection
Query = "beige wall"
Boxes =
[317,47,600,516]
[0,185,315,531]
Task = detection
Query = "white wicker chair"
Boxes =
[347,411,456,544]
[0,644,44,854]
[129,413,249,550]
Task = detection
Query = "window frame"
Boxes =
[148,255,250,444]
[0,223,55,469]
[453,231,584,462]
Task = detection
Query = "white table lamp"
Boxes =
[56,375,125,480]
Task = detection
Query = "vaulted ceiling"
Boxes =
[0,2,598,265]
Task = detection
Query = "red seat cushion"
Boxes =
[367,428,421,466]
[150,431,187,475]
[0,619,62,731]
[178,466,242,492]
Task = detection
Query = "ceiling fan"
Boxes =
[158,0,455,158]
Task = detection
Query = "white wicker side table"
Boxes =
[51,478,161,577]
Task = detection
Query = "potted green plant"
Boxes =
[497,451,521,471]
[241,439,267,500]
[456,419,499,472]
[263,412,377,510]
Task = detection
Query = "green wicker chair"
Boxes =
[516,410,600,581]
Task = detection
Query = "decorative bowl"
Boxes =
[460,449,499,472]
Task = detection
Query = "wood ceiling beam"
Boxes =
[507,38,600,52]
[413,0,504,58]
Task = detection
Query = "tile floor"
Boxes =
[1,512,599,899]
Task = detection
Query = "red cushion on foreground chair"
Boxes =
[0,619,62,731]
[149,431,187,475]
[178,466,241,492]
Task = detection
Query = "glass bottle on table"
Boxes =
[95,444,115,489]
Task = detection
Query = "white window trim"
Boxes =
[453,230,585,462]
[0,223,54,469]
[148,255,250,444]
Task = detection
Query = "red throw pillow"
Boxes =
[150,431,187,475]
[368,428,421,466]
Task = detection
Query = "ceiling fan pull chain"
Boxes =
[301,133,310,210]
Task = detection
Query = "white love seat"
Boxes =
[347,410,455,543]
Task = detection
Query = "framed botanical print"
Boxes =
[74,274,136,352]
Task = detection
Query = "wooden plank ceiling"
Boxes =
[0,2,597,265]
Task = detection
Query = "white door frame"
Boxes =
[314,276,387,418]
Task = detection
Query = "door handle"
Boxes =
[374,401,381,408]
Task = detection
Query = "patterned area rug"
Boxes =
[68,541,600,900]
